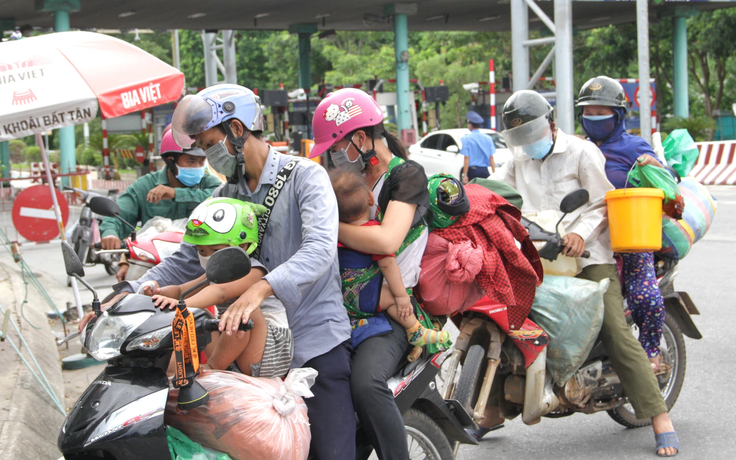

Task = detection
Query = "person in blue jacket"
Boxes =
[578,77,678,457]
[576,76,670,375]
[461,110,496,183]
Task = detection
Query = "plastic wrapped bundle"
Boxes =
[165,368,316,460]
[416,232,485,315]
[660,177,717,260]
[528,276,608,385]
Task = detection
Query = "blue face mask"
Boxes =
[522,135,554,160]
[176,166,206,186]
[582,114,617,141]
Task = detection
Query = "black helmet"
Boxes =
[576,76,627,108]
[502,90,554,131]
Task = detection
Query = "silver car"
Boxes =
[408,128,511,179]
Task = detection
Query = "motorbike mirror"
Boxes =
[88,196,121,217]
[61,241,85,278]
[206,247,252,284]
[559,189,590,214]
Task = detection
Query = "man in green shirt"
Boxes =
[99,133,222,280]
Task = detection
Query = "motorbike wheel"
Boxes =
[607,313,687,428]
[404,408,454,460]
[454,344,487,413]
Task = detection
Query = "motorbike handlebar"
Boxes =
[93,241,127,250]
[201,318,255,333]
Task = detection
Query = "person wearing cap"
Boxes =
[106,84,356,460]
[492,90,679,457]
[461,110,496,184]
[99,130,222,281]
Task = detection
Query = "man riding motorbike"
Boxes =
[492,90,679,457]
[84,84,355,460]
[99,129,221,281]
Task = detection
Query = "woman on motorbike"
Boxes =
[576,76,668,373]
[310,88,431,460]
[99,129,222,281]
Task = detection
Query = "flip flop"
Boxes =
[655,431,679,457]
[467,424,505,440]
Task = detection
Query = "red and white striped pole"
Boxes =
[102,116,110,179]
[148,108,154,172]
[489,59,496,130]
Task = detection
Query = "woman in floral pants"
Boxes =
[620,252,665,371]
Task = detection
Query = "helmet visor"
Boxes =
[501,115,550,148]
[171,95,217,149]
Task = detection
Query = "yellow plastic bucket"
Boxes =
[605,188,664,253]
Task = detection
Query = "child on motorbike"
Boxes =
[330,169,449,347]
[152,197,292,378]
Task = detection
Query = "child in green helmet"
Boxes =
[152,197,292,378]
[329,170,449,347]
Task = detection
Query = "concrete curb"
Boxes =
[0,258,65,460]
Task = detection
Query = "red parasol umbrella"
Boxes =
[0,31,185,318]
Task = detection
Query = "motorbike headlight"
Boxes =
[152,240,181,260]
[131,246,155,262]
[125,326,171,352]
[86,311,154,360]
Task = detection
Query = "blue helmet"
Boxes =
[171,84,264,149]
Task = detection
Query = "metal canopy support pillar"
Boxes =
[202,30,237,87]
[289,24,318,91]
[39,0,81,186]
[222,31,237,84]
[672,7,697,119]
[672,16,688,118]
[637,0,652,144]
[0,142,9,180]
[511,0,529,92]
[385,3,418,145]
[554,0,574,134]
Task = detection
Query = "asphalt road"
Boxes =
[6,187,734,459]
[458,186,736,460]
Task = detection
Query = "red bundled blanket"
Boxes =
[420,184,543,329]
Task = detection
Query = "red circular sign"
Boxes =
[12,185,69,242]
[135,145,145,164]
[634,86,656,109]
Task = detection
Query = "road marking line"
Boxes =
[19,207,56,220]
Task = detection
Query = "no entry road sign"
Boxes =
[12,185,69,242]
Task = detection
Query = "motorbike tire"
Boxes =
[454,344,487,413]
[607,313,687,428]
[404,408,454,460]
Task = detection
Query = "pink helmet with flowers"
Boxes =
[309,88,384,159]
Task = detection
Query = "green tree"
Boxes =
[9,139,26,163]
[23,146,41,163]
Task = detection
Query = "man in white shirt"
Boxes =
[492,90,679,457]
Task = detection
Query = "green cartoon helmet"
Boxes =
[427,173,470,229]
[183,197,266,254]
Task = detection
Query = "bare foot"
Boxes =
[652,412,678,456]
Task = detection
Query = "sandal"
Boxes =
[655,431,679,457]
[467,424,504,440]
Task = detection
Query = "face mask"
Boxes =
[522,134,554,160]
[582,114,617,141]
[205,141,237,177]
[330,136,367,174]
[198,253,210,270]
[176,166,205,187]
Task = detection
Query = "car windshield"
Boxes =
[486,132,507,149]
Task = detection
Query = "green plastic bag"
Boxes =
[167,427,232,460]
[626,163,680,202]
[662,129,699,177]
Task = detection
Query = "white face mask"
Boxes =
[198,253,211,270]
